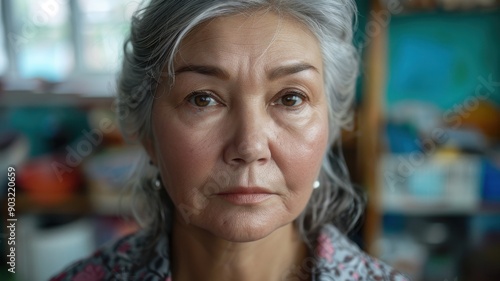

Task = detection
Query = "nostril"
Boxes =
[229,157,267,166]
[256,157,268,165]
[230,158,245,164]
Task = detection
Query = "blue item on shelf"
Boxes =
[408,164,445,200]
[482,158,500,203]
[385,123,421,154]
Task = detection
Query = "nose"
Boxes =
[223,107,272,166]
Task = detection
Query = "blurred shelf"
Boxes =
[10,193,91,215]
[0,91,114,107]
[382,201,500,215]
[360,0,500,276]
[3,192,132,216]
[89,192,133,216]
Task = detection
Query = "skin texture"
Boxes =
[144,9,329,281]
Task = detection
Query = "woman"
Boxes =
[51,0,409,280]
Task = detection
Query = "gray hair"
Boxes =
[116,0,365,247]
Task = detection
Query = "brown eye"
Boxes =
[277,93,305,107]
[187,92,218,107]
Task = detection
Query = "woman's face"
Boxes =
[146,10,329,242]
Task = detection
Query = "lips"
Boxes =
[216,187,274,205]
[217,187,272,195]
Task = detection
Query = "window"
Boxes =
[11,0,73,81]
[1,0,139,90]
[0,3,8,75]
[79,0,138,73]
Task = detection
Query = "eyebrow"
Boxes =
[268,63,319,80]
[174,62,318,80]
[175,65,230,80]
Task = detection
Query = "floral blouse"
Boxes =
[49,224,409,281]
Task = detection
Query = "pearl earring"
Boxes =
[313,180,320,189]
[153,176,162,190]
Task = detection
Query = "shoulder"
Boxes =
[49,230,170,281]
[314,224,411,281]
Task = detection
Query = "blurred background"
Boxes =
[0,0,499,280]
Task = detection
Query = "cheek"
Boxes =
[151,112,220,204]
[277,109,329,186]
[273,107,329,212]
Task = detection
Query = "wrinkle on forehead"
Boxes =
[176,9,321,68]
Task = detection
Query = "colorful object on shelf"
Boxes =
[408,163,445,200]
[385,123,421,153]
[381,153,482,213]
[17,154,82,205]
[458,100,500,143]
[6,106,90,157]
[482,155,500,203]
[83,146,142,214]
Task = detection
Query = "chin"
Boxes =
[199,209,294,242]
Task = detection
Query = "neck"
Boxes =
[170,217,310,281]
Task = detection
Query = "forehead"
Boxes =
[176,10,323,71]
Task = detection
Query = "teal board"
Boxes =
[386,11,500,112]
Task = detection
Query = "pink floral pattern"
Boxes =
[316,232,335,263]
[313,225,410,281]
[117,242,131,254]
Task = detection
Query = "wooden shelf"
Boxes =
[359,0,388,255]
[3,192,133,216]
[359,0,500,259]
[9,193,91,215]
